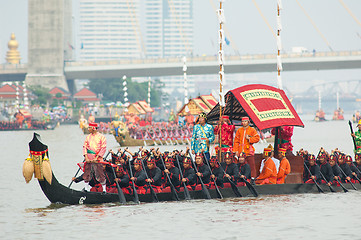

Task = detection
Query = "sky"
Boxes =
[0,0,361,95]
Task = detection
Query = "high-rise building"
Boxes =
[79,0,143,60]
[144,0,194,58]
[144,0,195,97]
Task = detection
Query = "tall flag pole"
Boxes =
[276,0,283,89]
[15,81,19,109]
[148,77,151,106]
[217,0,225,161]
[274,0,283,154]
[183,56,188,105]
[23,81,29,109]
[122,75,128,106]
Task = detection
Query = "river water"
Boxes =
[1,115,360,239]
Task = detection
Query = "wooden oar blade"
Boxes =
[245,181,258,197]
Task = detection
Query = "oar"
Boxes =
[68,151,110,188]
[127,150,140,204]
[139,155,159,202]
[202,152,223,199]
[348,120,357,151]
[336,163,357,190]
[68,159,84,188]
[303,161,324,193]
[318,170,336,193]
[215,159,243,197]
[110,164,127,203]
[175,154,192,200]
[159,154,180,201]
[239,176,258,197]
[105,150,126,203]
[335,176,349,193]
[188,152,211,199]
[350,162,361,184]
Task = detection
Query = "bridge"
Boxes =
[1,50,361,82]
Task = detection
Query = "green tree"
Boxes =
[87,78,161,107]
[28,85,52,106]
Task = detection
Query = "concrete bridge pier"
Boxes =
[25,0,71,91]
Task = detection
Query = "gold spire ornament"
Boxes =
[6,33,21,64]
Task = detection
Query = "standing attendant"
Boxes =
[276,148,291,184]
[82,122,107,192]
[214,115,235,155]
[191,112,215,161]
[233,117,260,177]
[351,120,361,153]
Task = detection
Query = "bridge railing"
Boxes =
[1,50,361,70]
[63,50,361,67]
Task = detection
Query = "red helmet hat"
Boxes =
[134,158,143,166]
[308,154,316,161]
[210,155,218,163]
[183,157,192,165]
[345,155,353,162]
[195,152,203,160]
[147,156,156,164]
[355,153,361,160]
[89,122,98,129]
[164,156,174,166]
[239,152,246,159]
[116,165,126,175]
[329,154,337,162]
[224,151,233,160]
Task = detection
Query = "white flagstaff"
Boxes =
[276,0,283,89]
[122,75,128,106]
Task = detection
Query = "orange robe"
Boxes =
[233,126,260,156]
[277,157,291,184]
[256,157,277,185]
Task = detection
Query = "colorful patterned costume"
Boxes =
[191,123,215,154]
[214,122,235,152]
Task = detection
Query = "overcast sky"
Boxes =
[1,0,361,93]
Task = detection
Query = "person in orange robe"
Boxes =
[256,147,277,185]
[276,147,291,184]
[233,116,260,177]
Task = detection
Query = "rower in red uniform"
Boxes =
[220,151,239,184]
[337,154,352,183]
[237,152,251,186]
[303,154,320,184]
[181,157,196,190]
[195,153,211,185]
[209,155,224,187]
[145,156,162,192]
[163,156,181,190]
[256,147,277,185]
[82,122,107,192]
[130,158,147,193]
[276,148,291,184]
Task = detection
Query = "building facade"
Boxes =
[144,0,194,58]
[79,0,143,60]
